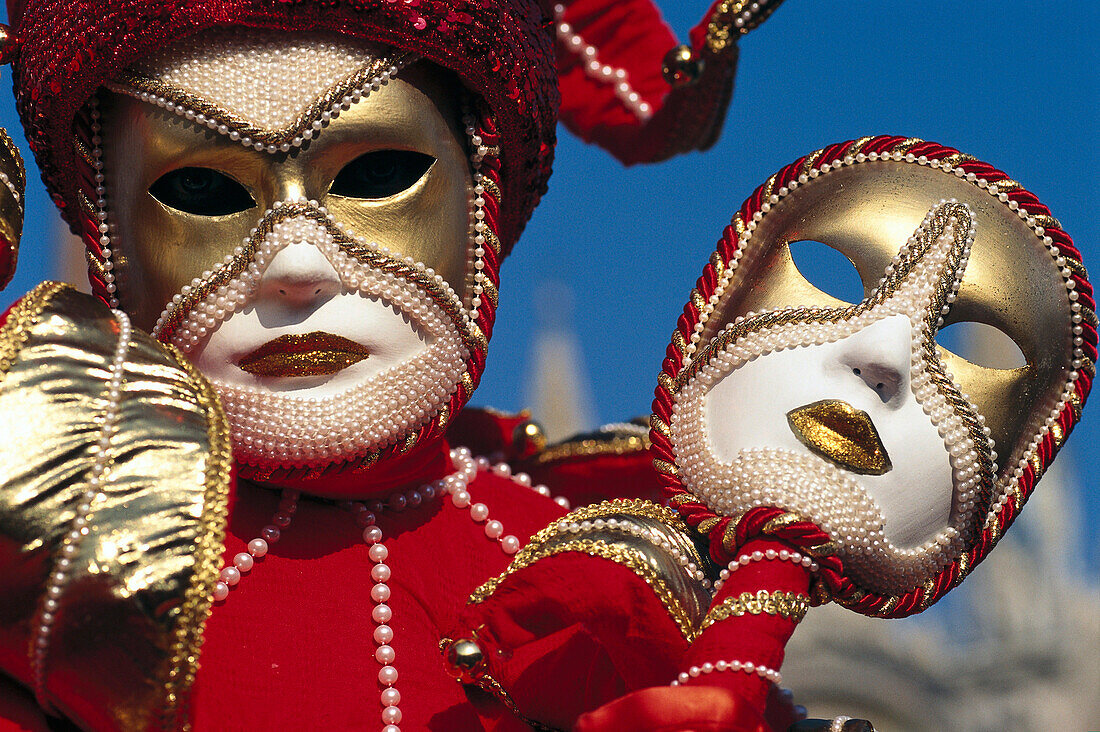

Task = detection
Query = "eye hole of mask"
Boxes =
[935,320,1027,370]
[329,150,436,200]
[787,240,865,304]
[149,167,256,217]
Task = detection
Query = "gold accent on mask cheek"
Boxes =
[786,399,892,475]
[100,68,473,332]
[717,161,1072,466]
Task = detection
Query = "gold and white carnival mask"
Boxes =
[668,148,1080,596]
[99,29,487,471]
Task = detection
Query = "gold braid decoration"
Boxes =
[705,0,788,53]
[698,590,810,633]
[0,281,66,380]
[159,346,233,731]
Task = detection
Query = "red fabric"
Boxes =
[681,539,808,714]
[446,407,536,462]
[523,448,663,507]
[445,549,694,730]
[193,455,566,731]
[0,675,50,732]
[576,685,769,732]
[554,0,741,165]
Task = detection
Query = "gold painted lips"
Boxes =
[238,332,370,378]
[786,399,892,475]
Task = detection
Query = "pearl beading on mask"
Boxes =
[711,548,818,594]
[149,209,469,468]
[671,206,982,594]
[31,309,132,708]
[462,112,492,322]
[115,29,412,154]
[552,4,653,121]
[211,447,566,731]
[86,98,118,309]
[671,659,782,687]
[682,148,1083,544]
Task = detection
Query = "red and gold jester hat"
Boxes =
[651,135,1095,618]
[2,0,786,290]
[0,0,784,483]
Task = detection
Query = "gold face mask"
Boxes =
[655,138,1089,607]
[102,62,473,331]
[96,30,488,476]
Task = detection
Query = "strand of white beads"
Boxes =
[462,111,490,323]
[712,548,819,593]
[211,447,575,730]
[32,309,132,707]
[450,455,571,555]
[87,97,118,308]
[830,716,853,732]
[0,168,21,211]
[671,659,782,687]
[552,4,652,120]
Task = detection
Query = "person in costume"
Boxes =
[445,136,1094,731]
[0,1,794,730]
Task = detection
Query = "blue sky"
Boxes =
[2,3,1096,561]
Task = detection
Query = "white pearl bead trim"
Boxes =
[87,98,118,308]
[150,208,470,468]
[711,548,818,594]
[553,516,709,588]
[462,111,491,321]
[552,4,653,121]
[0,169,21,212]
[684,149,1082,538]
[671,205,980,594]
[115,29,412,154]
[31,309,132,707]
[671,659,782,687]
[830,716,853,732]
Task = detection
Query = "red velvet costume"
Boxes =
[0,1,794,731]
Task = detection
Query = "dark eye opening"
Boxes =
[787,240,866,304]
[149,167,255,216]
[329,150,435,200]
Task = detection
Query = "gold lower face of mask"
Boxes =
[100,63,473,332]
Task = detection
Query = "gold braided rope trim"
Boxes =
[158,203,477,357]
[0,281,66,380]
[705,0,787,52]
[110,53,416,149]
[698,590,810,632]
[528,432,649,467]
[160,346,232,731]
[471,539,700,641]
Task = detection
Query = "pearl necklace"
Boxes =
[213,446,568,731]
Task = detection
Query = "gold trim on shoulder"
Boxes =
[469,500,714,641]
[0,285,231,731]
